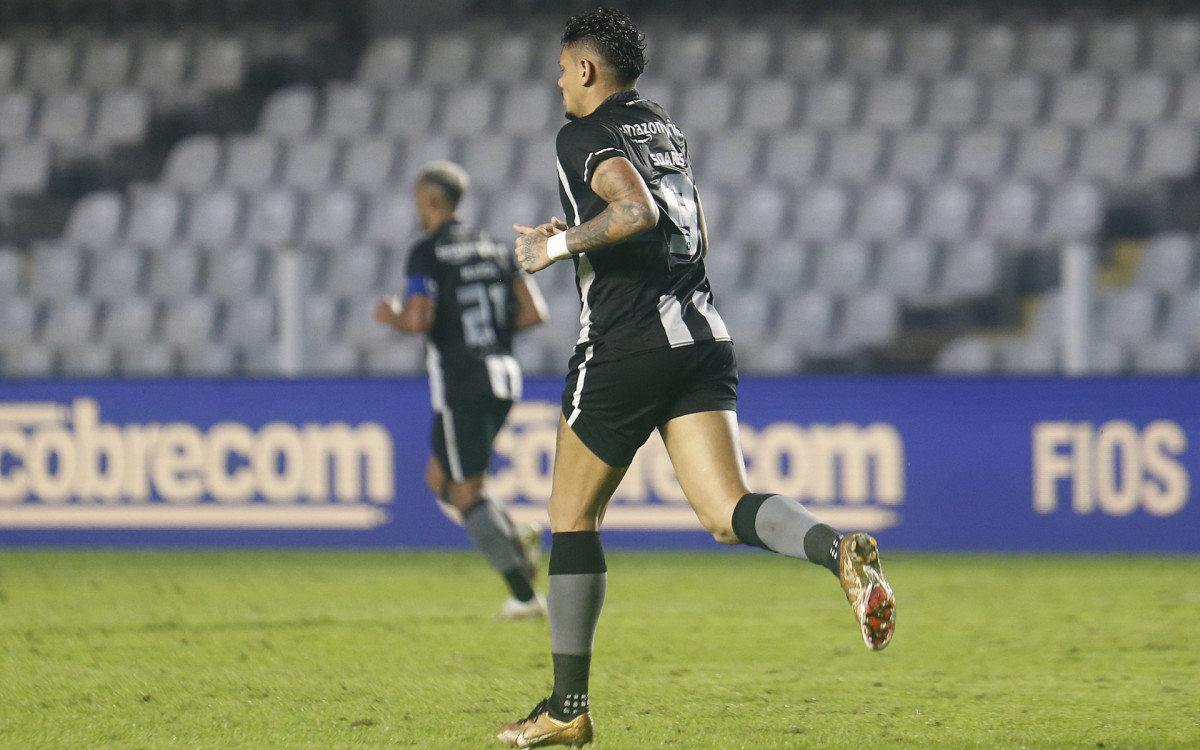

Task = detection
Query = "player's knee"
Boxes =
[694,510,739,545]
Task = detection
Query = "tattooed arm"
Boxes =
[514,156,659,273]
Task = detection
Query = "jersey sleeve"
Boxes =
[403,238,439,298]
[556,120,626,185]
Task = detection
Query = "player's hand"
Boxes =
[373,295,401,325]
[513,222,554,273]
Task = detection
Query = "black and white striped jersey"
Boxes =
[404,220,522,407]
[554,89,730,358]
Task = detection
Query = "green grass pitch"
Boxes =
[1,549,1197,749]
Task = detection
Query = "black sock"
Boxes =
[503,567,535,602]
[550,653,591,719]
[803,523,842,576]
[547,531,606,721]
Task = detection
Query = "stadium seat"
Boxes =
[999,336,1059,374]
[717,28,774,80]
[843,26,897,78]
[677,80,735,133]
[60,191,124,250]
[363,190,418,247]
[259,85,318,138]
[1023,22,1080,74]
[740,79,797,130]
[0,298,38,347]
[804,78,858,128]
[306,340,360,375]
[60,342,115,377]
[1149,18,1200,71]
[92,89,150,148]
[37,90,92,147]
[98,297,156,348]
[321,245,381,296]
[23,39,77,91]
[833,291,900,351]
[339,136,397,190]
[301,293,341,343]
[727,184,792,244]
[926,76,982,128]
[0,42,19,89]
[164,134,223,193]
[658,29,714,80]
[125,187,182,248]
[811,239,874,293]
[28,244,84,298]
[1132,232,1197,291]
[79,39,133,90]
[1012,127,1075,181]
[1042,181,1104,241]
[223,136,282,190]
[191,37,246,93]
[41,298,96,346]
[934,239,1001,303]
[918,182,977,241]
[902,24,958,76]
[304,190,360,248]
[280,137,338,190]
[186,189,242,247]
[794,184,850,241]
[1111,72,1171,124]
[220,295,275,347]
[496,82,555,134]
[738,344,804,375]
[459,134,515,190]
[0,142,50,196]
[394,133,456,189]
[1161,289,1200,346]
[776,291,836,351]
[1088,337,1130,374]
[1173,74,1200,121]
[4,343,57,377]
[363,337,424,375]
[950,129,1011,181]
[439,85,495,135]
[862,76,921,128]
[717,293,775,346]
[779,27,836,79]
[119,343,175,376]
[1086,20,1143,72]
[134,38,189,97]
[342,297,394,346]
[963,24,1017,76]
[1048,74,1110,125]
[854,183,914,240]
[0,92,37,141]
[977,181,1040,241]
[988,75,1046,126]
[420,33,477,84]
[889,130,947,183]
[205,247,262,299]
[763,130,821,185]
[484,185,547,239]
[358,36,417,86]
[694,130,759,187]
[144,246,201,299]
[478,32,535,83]
[180,342,238,376]
[321,83,377,137]
[934,335,996,374]
[826,129,884,181]
[0,245,22,297]
[243,189,300,247]
[1097,287,1161,344]
[1131,337,1194,374]
[1138,124,1200,181]
[875,239,938,302]
[1075,125,1135,183]
[747,242,811,293]
[87,246,144,301]
[160,296,217,347]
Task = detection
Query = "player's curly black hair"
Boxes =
[561,7,646,85]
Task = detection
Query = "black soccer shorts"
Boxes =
[431,396,513,482]
[560,340,739,468]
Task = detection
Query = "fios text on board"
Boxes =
[1032,420,1189,517]
[0,399,394,525]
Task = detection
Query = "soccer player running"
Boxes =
[496,9,896,748]
[375,160,551,621]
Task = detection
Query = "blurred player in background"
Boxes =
[496,9,896,747]
[375,160,551,621]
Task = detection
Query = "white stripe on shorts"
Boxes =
[440,406,465,482]
[566,344,595,428]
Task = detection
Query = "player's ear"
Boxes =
[579,56,599,87]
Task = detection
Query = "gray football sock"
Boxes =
[744,494,828,561]
[548,572,607,655]
[462,499,525,575]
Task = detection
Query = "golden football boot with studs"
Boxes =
[838,532,896,650]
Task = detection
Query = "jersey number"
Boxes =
[457,281,508,348]
[659,172,701,261]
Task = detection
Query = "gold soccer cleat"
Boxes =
[497,698,594,748]
[838,532,897,651]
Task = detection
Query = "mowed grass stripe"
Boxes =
[1,551,1197,749]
